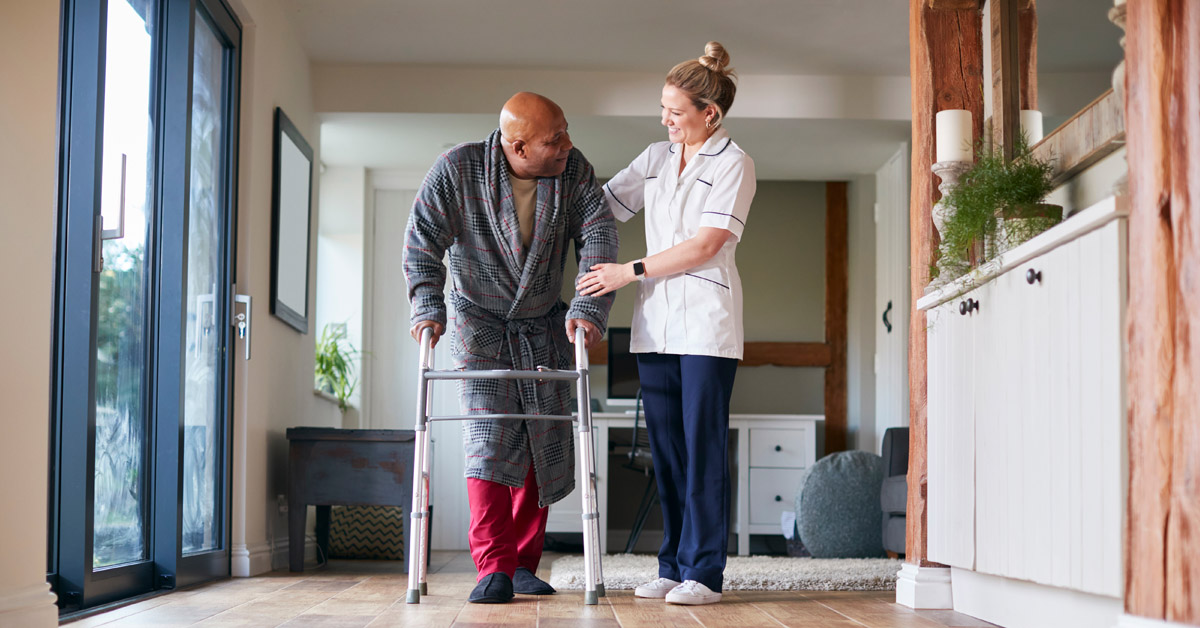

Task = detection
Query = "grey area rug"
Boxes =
[548,554,902,591]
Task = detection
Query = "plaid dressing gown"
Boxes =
[403,129,618,507]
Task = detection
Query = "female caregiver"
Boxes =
[577,41,756,606]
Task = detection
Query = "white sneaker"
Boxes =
[665,580,722,605]
[634,577,681,599]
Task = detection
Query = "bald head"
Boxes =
[500,92,573,179]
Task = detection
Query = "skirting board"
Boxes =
[232,539,317,577]
[0,582,58,627]
[895,563,953,609]
[1116,614,1200,628]
[951,567,1122,628]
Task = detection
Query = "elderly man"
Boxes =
[404,92,618,604]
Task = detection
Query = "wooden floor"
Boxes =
[65,552,997,627]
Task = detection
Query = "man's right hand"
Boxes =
[410,321,445,348]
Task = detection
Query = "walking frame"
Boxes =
[406,326,607,605]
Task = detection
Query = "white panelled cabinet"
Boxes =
[920,197,1127,615]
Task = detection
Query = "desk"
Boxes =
[546,413,822,555]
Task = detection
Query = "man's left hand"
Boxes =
[566,318,601,348]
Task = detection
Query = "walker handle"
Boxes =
[419,326,434,369]
[574,326,589,370]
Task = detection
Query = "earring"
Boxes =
[706,118,715,129]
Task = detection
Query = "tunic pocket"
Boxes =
[685,266,731,292]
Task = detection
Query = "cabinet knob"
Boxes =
[969,298,980,313]
[775,495,782,502]
[959,301,968,315]
[775,445,782,452]
[1026,268,1042,284]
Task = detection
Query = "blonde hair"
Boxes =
[665,41,738,129]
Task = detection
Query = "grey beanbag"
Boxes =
[795,450,886,558]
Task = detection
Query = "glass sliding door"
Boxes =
[93,0,156,572]
[180,6,239,580]
[51,0,242,612]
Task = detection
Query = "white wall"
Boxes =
[0,1,62,624]
[848,174,878,452]
[314,65,912,122]
[226,0,326,576]
[1046,147,1127,217]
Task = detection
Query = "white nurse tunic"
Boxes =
[603,128,756,360]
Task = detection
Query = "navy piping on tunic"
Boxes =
[702,210,745,226]
[697,179,713,186]
[666,138,731,156]
[605,183,639,215]
[685,273,730,290]
[698,139,732,157]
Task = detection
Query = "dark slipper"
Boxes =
[513,566,556,595]
[468,572,514,604]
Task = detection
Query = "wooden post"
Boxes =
[1125,0,1200,623]
[908,0,984,566]
[991,0,1020,157]
[1018,0,1038,111]
[824,182,848,453]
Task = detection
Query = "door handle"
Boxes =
[102,153,128,241]
[882,300,893,333]
[232,289,252,360]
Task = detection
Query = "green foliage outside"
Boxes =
[315,323,358,412]
[935,135,1059,280]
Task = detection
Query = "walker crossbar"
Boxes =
[426,413,576,422]
[406,325,605,605]
[424,369,581,381]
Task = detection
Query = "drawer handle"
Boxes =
[959,300,968,315]
[774,445,782,452]
[774,495,782,502]
[1026,268,1042,285]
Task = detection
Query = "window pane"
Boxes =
[182,11,227,555]
[93,0,155,569]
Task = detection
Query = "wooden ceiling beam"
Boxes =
[928,0,983,10]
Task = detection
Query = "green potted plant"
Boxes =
[315,323,358,413]
[935,135,1060,280]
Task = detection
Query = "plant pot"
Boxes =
[1000,202,1063,221]
[999,203,1064,250]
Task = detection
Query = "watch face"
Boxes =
[633,261,645,276]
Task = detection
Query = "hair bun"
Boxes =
[699,41,732,75]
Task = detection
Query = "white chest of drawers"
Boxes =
[547,413,822,555]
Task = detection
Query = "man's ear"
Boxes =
[510,139,527,158]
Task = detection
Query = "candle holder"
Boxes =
[931,160,973,287]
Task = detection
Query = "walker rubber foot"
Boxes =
[420,582,428,595]
[406,589,420,604]
[585,590,598,605]
[596,584,606,597]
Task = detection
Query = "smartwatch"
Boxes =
[632,260,646,280]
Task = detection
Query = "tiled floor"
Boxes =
[64,551,998,627]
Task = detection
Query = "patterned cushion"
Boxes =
[329,505,405,560]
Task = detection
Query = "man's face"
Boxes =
[520,111,573,178]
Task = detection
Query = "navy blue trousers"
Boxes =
[636,353,738,592]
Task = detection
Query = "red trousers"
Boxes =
[466,465,548,581]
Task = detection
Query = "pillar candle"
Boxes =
[935,109,973,163]
[1020,109,1044,144]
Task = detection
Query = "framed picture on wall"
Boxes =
[270,106,314,333]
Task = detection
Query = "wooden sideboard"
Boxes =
[546,413,823,555]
